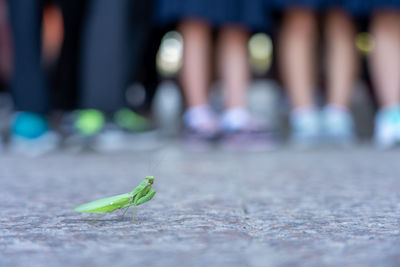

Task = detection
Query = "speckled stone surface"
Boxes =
[0,146,399,266]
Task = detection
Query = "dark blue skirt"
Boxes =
[322,0,368,15]
[269,0,365,14]
[270,0,322,11]
[371,0,400,11]
[344,0,400,16]
[269,0,400,15]
[154,0,269,30]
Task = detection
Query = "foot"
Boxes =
[182,105,220,150]
[321,105,355,146]
[62,109,105,151]
[374,106,400,149]
[74,109,105,137]
[290,107,321,148]
[219,108,276,151]
[113,108,151,132]
[10,112,59,156]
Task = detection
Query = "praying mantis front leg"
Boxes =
[118,202,138,220]
[119,189,156,220]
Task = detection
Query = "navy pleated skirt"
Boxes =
[154,0,269,31]
[342,0,400,16]
[269,0,400,15]
[271,0,321,11]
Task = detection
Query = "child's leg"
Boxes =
[369,11,400,148]
[179,19,218,140]
[369,11,400,108]
[179,19,212,108]
[279,8,321,146]
[324,9,358,108]
[216,25,272,150]
[321,9,357,143]
[278,8,318,109]
[216,25,249,110]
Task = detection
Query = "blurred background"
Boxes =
[0,0,397,155]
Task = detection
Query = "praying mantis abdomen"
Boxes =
[74,193,131,213]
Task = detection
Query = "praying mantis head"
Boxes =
[145,176,155,184]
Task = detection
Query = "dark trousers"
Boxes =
[8,0,86,113]
[8,0,48,113]
[80,0,133,111]
[80,0,159,112]
[52,0,87,110]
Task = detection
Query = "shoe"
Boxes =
[321,105,355,146]
[374,106,400,149]
[182,105,220,151]
[74,109,105,137]
[62,109,105,151]
[219,108,276,151]
[290,107,321,148]
[114,108,151,132]
[9,112,59,156]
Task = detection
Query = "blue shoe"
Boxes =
[12,112,49,139]
[290,107,321,148]
[374,106,400,149]
[321,105,355,146]
[10,112,59,156]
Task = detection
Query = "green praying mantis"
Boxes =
[74,176,156,221]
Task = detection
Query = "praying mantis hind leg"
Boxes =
[121,205,132,218]
[91,211,112,223]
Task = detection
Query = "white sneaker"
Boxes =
[321,105,355,146]
[374,106,400,149]
[290,107,321,148]
[9,131,60,157]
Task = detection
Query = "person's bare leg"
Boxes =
[325,9,358,108]
[216,25,249,109]
[278,8,317,109]
[369,11,400,148]
[179,19,212,108]
[217,25,270,149]
[370,11,400,108]
[179,19,219,138]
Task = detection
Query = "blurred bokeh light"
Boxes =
[355,32,374,56]
[248,33,273,75]
[156,31,183,77]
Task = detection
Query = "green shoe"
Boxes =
[114,108,150,132]
[75,109,105,136]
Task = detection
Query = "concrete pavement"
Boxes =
[0,145,399,266]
